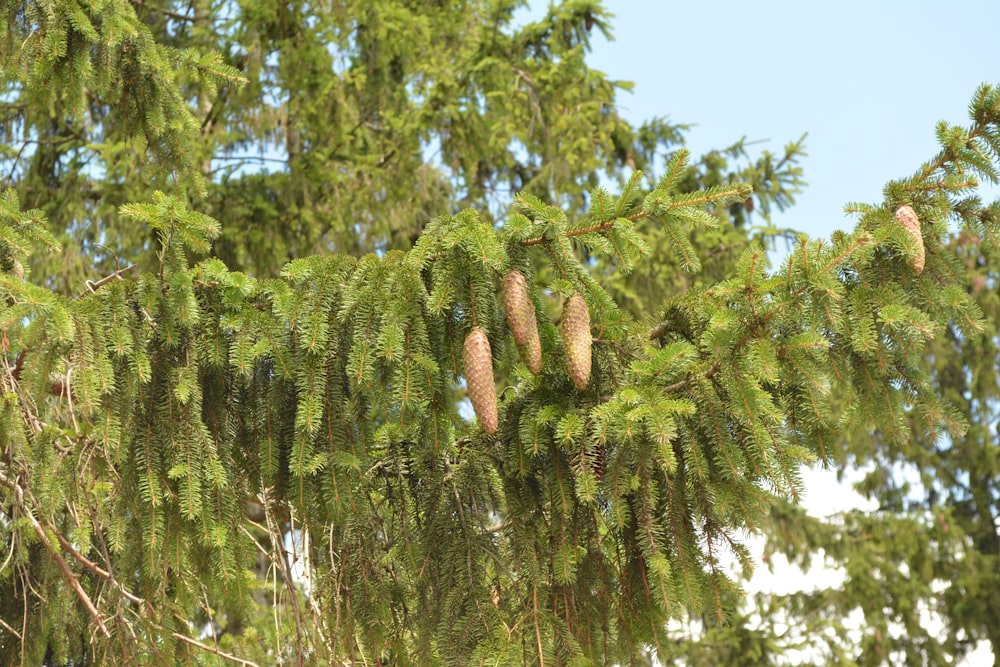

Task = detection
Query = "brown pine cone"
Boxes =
[895,205,924,274]
[561,293,592,390]
[501,270,542,375]
[463,327,498,435]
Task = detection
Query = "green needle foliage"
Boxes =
[2,0,1000,665]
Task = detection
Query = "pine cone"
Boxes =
[501,270,542,375]
[561,293,592,390]
[895,205,924,274]
[463,327,498,435]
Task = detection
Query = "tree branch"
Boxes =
[0,616,22,640]
[51,529,145,606]
[7,478,110,637]
[170,632,261,667]
[78,264,136,299]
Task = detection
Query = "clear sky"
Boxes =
[586,1,1000,241]
[580,2,1000,663]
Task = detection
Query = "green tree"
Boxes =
[1,0,805,283]
[2,0,682,284]
[2,1,998,666]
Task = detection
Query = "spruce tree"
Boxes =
[2,1,999,666]
[2,0,707,283]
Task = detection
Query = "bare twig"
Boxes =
[260,490,306,666]
[0,616,22,640]
[78,264,136,299]
[64,364,78,433]
[170,632,261,667]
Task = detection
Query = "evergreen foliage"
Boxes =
[2,0,696,284]
[2,1,999,665]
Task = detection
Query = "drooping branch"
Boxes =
[3,474,110,638]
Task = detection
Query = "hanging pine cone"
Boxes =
[463,327,498,435]
[895,205,924,274]
[501,270,542,375]
[561,292,592,390]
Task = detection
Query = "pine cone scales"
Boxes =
[895,205,924,274]
[463,327,498,434]
[561,293,592,390]
[501,270,542,375]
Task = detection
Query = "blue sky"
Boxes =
[584,1,1000,241]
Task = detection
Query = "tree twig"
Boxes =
[51,529,145,606]
[260,489,306,666]
[78,264,136,299]
[0,616,22,640]
[170,632,261,667]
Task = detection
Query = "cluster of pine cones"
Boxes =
[464,270,592,435]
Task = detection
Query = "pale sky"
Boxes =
[588,1,1000,240]
[583,2,1000,664]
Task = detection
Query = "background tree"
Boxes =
[2,1,998,666]
[1,0,804,284]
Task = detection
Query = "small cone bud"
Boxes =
[561,293,591,390]
[895,205,924,274]
[501,270,542,375]
[972,274,986,295]
[463,327,498,434]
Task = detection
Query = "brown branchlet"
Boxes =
[501,270,542,375]
[895,205,925,274]
[463,327,498,434]
[561,292,592,390]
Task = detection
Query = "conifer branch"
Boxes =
[519,183,747,247]
[6,477,110,637]
[519,212,650,246]
[660,362,722,394]
[911,178,978,192]
[51,529,145,606]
